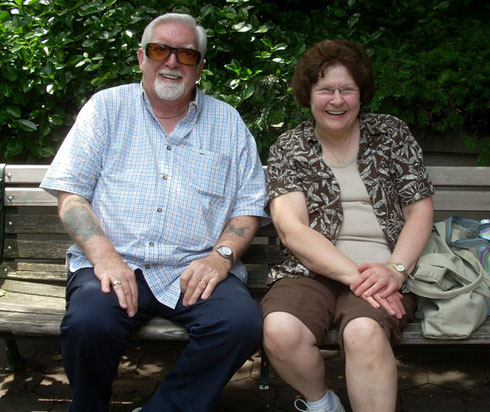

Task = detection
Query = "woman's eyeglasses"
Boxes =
[145,43,201,66]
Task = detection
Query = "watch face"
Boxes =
[396,264,406,272]
[220,246,232,256]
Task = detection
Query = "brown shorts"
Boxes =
[260,275,416,353]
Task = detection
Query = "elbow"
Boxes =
[274,224,297,250]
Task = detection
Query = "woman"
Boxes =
[261,39,434,412]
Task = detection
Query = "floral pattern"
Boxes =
[266,113,434,284]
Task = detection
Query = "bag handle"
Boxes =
[445,216,490,249]
[410,253,490,299]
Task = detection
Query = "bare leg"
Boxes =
[343,317,397,412]
[263,311,327,401]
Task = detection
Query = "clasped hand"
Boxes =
[350,263,407,318]
[180,253,230,306]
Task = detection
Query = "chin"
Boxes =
[154,79,186,101]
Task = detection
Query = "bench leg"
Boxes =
[3,337,23,372]
[259,348,270,390]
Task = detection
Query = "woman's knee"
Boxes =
[343,317,388,354]
[263,312,313,359]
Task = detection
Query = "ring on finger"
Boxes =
[112,279,122,287]
[199,279,207,287]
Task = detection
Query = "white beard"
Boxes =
[154,72,186,101]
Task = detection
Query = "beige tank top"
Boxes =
[327,154,392,265]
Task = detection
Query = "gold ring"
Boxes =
[112,279,122,287]
[199,279,207,287]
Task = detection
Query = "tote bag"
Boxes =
[406,218,490,339]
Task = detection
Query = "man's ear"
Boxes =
[137,48,145,70]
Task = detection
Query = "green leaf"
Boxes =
[7,139,24,157]
[17,119,38,131]
[49,114,64,126]
[232,22,252,33]
[3,66,18,82]
[6,106,21,118]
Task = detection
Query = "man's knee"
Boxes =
[62,283,128,345]
[225,298,263,343]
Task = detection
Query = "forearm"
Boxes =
[58,191,121,266]
[214,215,260,265]
[278,222,358,285]
[389,197,434,274]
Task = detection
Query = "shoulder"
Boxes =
[360,112,415,147]
[91,83,140,104]
[360,113,409,134]
[199,92,242,119]
[83,84,141,122]
[271,119,313,155]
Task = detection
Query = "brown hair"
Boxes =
[292,39,375,107]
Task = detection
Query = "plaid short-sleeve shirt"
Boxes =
[266,113,434,284]
[41,84,268,308]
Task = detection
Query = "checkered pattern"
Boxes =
[41,84,268,308]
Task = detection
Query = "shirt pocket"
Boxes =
[180,148,231,199]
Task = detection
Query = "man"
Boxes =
[41,13,268,412]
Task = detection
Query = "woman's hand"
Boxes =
[360,288,406,319]
[351,263,405,298]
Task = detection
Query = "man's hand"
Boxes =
[351,263,405,298]
[180,252,231,306]
[94,256,139,317]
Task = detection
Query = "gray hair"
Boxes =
[140,13,207,58]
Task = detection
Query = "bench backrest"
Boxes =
[1,164,490,296]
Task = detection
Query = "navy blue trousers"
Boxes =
[61,268,263,412]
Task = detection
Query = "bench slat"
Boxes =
[4,164,49,184]
[0,279,65,298]
[426,166,490,187]
[4,214,66,234]
[4,239,282,264]
[1,279,488,345]
[4,239,71,259]
[0,262,270,295]
[7,186,490,214]
[432,190,490,211]
[1,262,67,283]
[4,187,56,206]
[4,165,490,187]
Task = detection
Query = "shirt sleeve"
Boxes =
[390,118,434,207]
[229,118,270,224]
[40,94,106,200]
[266,131,305,209]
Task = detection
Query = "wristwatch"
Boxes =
[388,263,408,280]
[214,245,234,264]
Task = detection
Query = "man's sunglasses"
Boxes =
[145,43,202,66]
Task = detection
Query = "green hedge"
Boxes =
[1,0,489,164]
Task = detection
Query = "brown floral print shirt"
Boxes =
[266,113,434,284]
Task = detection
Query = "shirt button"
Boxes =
[167,145,171,150]
[163,175,168,180]
[145,264,150,269]
[157,208,162,213]
[149,242,154,247]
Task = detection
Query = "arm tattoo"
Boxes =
[225,223,249,238]
[62,206,105,243]
[61,197,88,215]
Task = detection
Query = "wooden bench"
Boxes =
[1,164,489,382]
